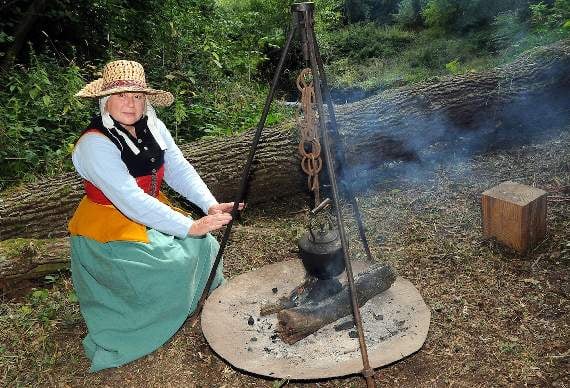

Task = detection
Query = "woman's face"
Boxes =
[106,92,146,127]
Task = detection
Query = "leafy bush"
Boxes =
[491,10,530,50]
[324,23,415,61]
[0,57,91,189]
[109,0,293,141]
[422,0,459,32]
[421,0,536,34]
[0,0,293,188]
[402,35,470,69]
[445,58,461,73]
[344,0,402,24]
[559,0,570,17]
[393,0,429,28]
[530,0,570,28]
[2,0,570,190]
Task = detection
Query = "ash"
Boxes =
[238,289,416,367]
[203,261,429,379]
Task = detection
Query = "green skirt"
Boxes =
[70,229,224,372]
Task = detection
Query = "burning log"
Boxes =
[276,263,397,344]
[260,277,343,316]
[1,39,569,241]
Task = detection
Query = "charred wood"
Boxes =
[276,263,397,344]
[260,277,343,316]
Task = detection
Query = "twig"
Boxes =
[548,349,570,359]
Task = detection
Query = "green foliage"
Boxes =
[17,286,79,326]
[104,0,291,141]
[445,58,461,73]
[0,0,292,187]
[312,0,345,56]
[0,0,131,64]
[418,0,534,34]
[1,0,570,189]
[530,2,555,27]
[0,57,91,189]
[530,0,570,28]
[218,0,290,34]
[324,23,415,61]
[0,277,83,385]
[393,0,429,28]
[402,35,470,69]
[315,0,345,30]
[558,0,570,18]
[422,0,459,32]
[491,10,530,50]
[324,0,569,92]
[344,0,402,24]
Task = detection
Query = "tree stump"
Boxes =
[481,181,547,253]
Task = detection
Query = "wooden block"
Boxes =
[482,181,547,253]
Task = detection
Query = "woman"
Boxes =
[68,60,239,372]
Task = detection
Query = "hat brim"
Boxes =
[75,78,174,107]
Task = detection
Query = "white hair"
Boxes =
[145,100,162,142]
[99,95,114,129]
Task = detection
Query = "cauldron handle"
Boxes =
[308,197,332,240]
[308,216,317,241]
[308,209,336,241]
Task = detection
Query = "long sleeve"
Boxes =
[157,119,218,214]
[72,133,193,238]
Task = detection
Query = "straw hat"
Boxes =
[75,60,174,107]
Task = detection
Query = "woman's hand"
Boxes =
[208,202,245,215]
[188,213,232,236]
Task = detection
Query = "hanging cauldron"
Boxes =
[298,216,345,280]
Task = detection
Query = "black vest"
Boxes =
[86,115,165,177]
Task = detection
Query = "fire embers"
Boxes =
[259,201,397,345]
[260,277,342,316]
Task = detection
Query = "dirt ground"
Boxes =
[1,128,569,387]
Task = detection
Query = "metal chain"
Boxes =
[296,68,322,206]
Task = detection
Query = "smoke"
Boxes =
[328,60,570,193]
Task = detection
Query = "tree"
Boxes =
[1,0,46,69]
[393,0,428,29]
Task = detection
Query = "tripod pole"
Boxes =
[294,3,376,386]
[195,23,297,315]
[312,38,375,264]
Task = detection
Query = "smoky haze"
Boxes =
[326,42,570,191]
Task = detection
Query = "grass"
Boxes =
[0,276,83,386]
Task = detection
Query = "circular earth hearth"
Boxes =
[201,260,431,380]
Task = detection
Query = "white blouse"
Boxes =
[72,119,218,238]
